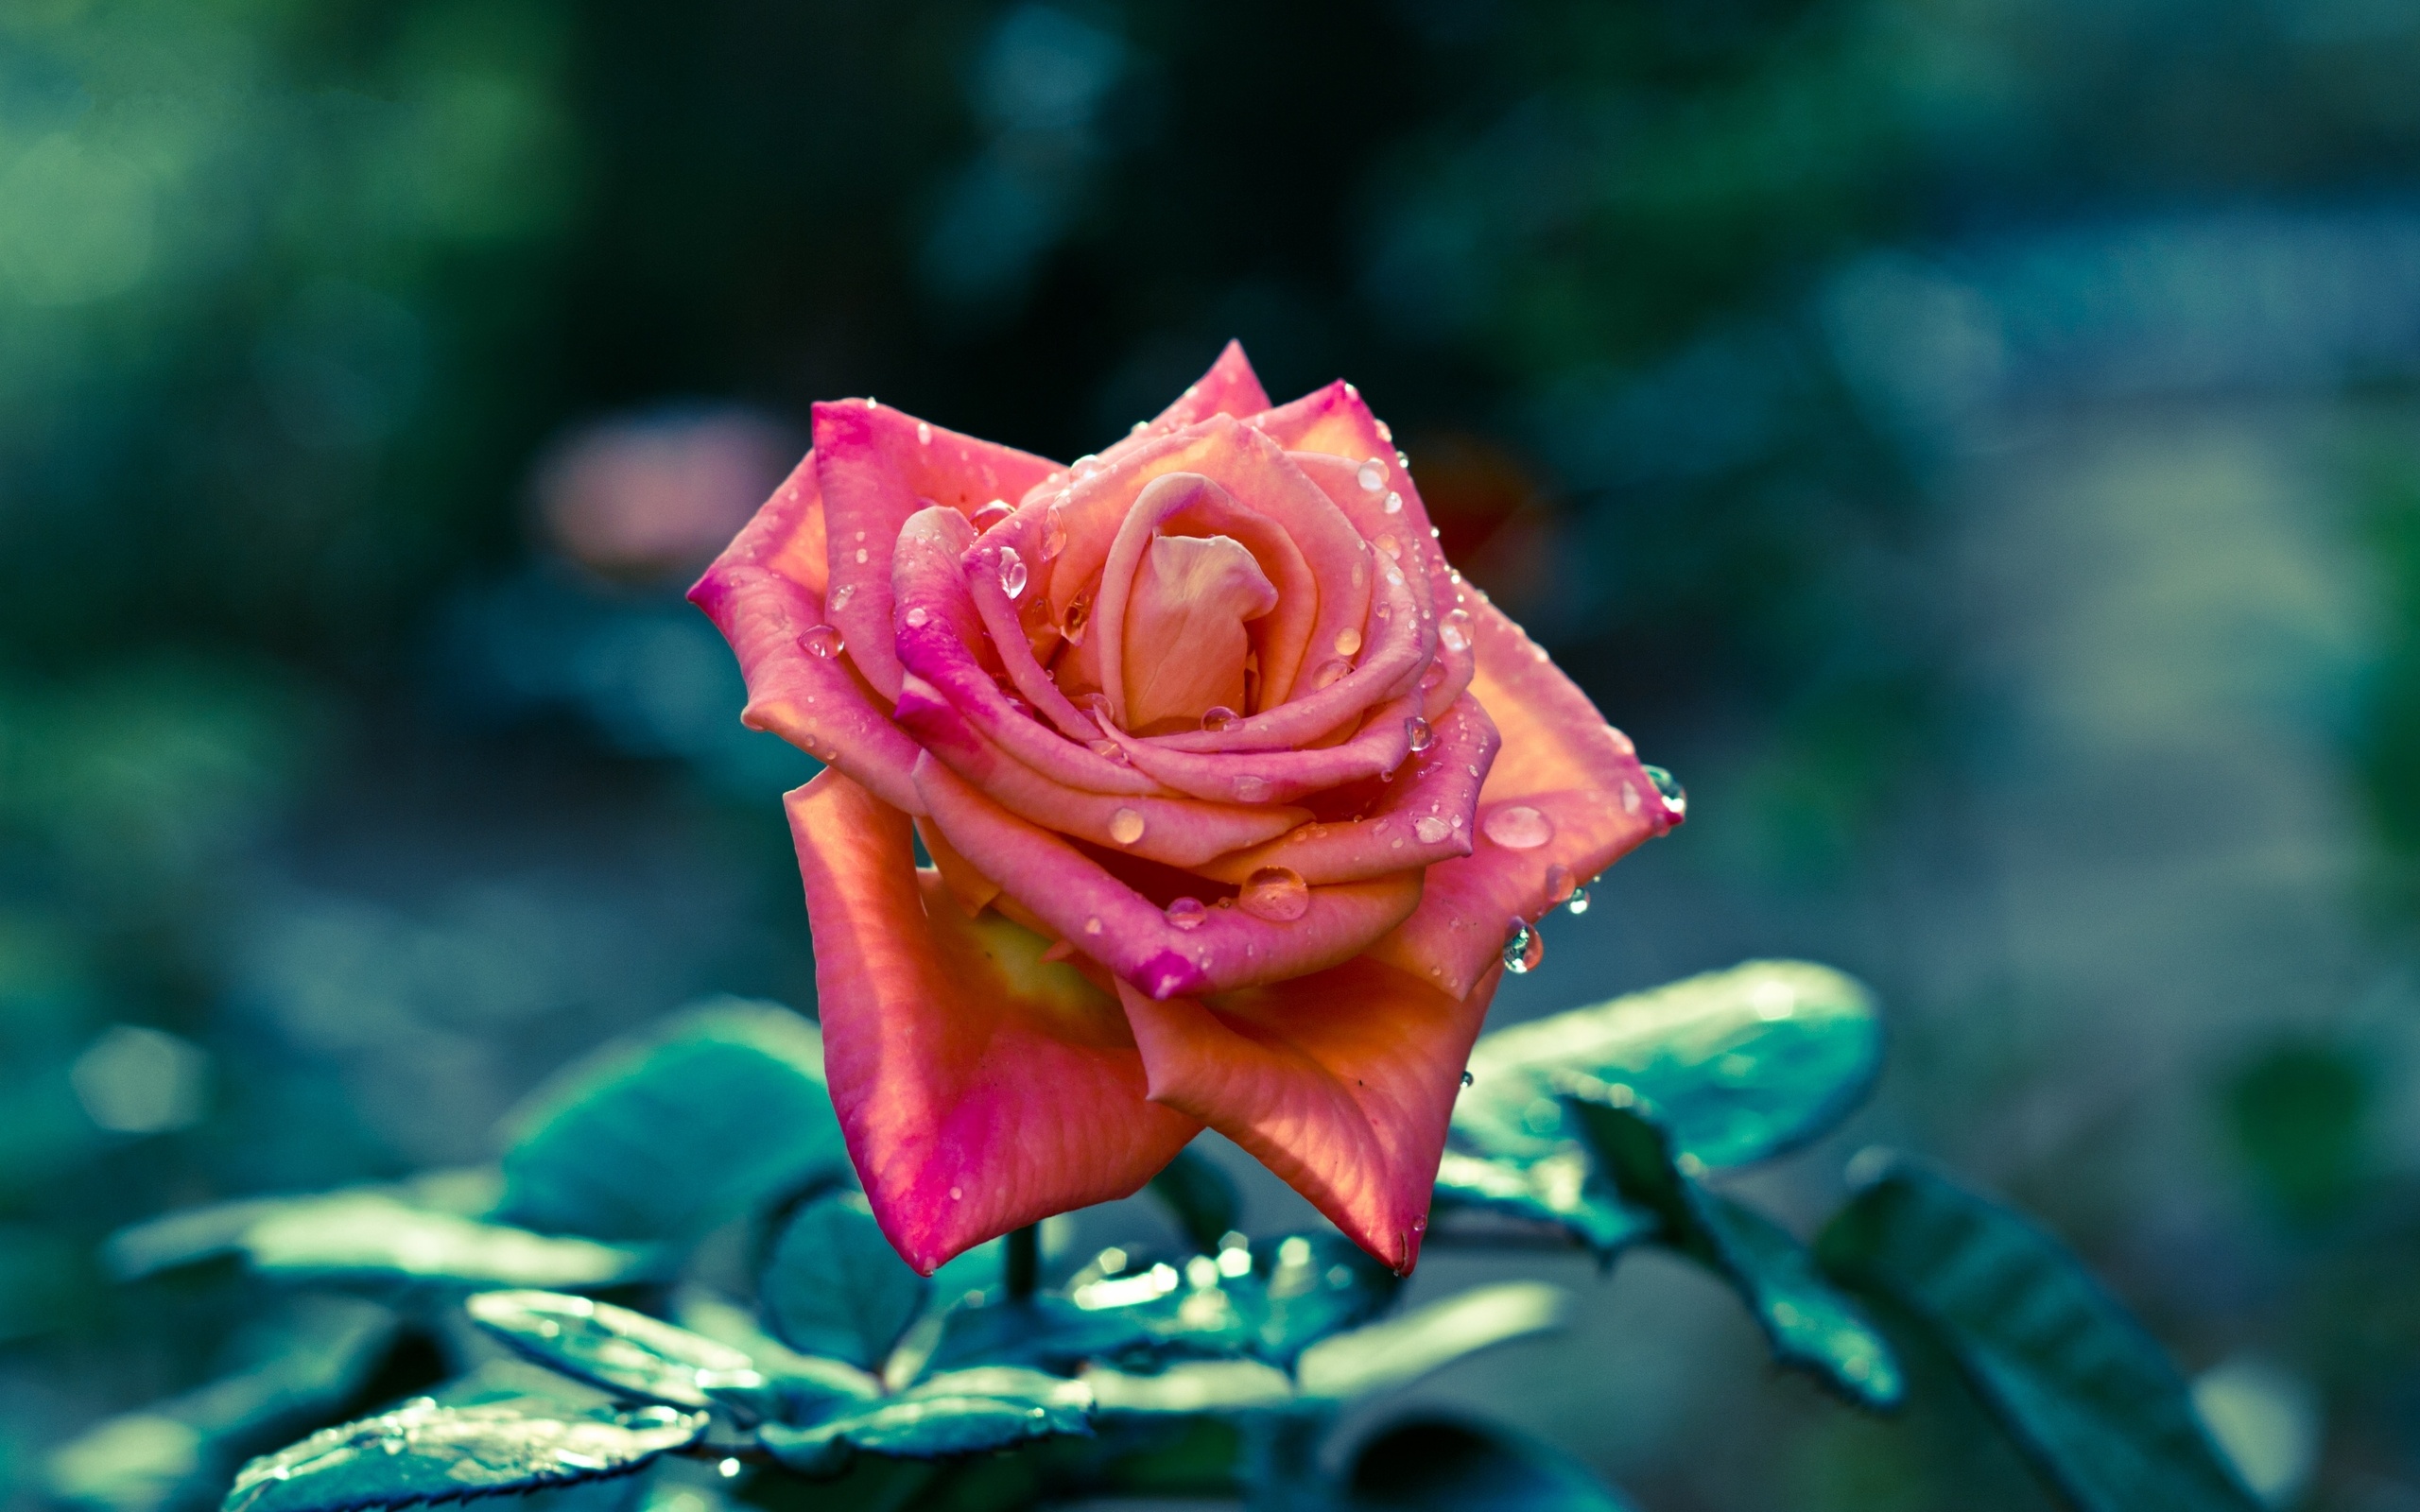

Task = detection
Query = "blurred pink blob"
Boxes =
[533,407,796,581]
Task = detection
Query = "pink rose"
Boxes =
[692,344,1679,1274]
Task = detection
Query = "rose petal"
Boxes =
[1366,597,1678,999]
[1122,533,1280,731]
[1193,695,1497,885]
[817,400,1060,702]
[1089,696,1421,807]
[1115,955,1501,1273]
[1151,339,1274,430]
[898,674,1307,868]
[689,455,928,814]
[788,771,1201,1273]
[913,755,1424,999]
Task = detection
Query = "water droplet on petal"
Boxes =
[828,583,855,613]
[917,421,932,444]
[1084,916,1103,936]
[1357,460,1386,491]
[1439,610,1474,654]
[855,547,869,564]
[1461,1070,1474,1087]
[1404,715,1433,753]
[1377,536,1403,558]
[1061,588,1092,644]
[1167,897,1208,930]
[1234,773,1269,802]
[1201,705,1240,732]
[1089,739,1128,764]
[998,546,1028,598]
[1642,765,1686,818]
[1420,660,1447,690]
[1334,627,1363,657]
[1383,490,1404,515]
[1545,863,1573,904]
[1375,419,1393,441]
[1041,506,1068,559]
[1484,804,1553,849]
[971,498,1013,531]
[1109,807,1146,845]
[1413,816,1452,844]
[1620,782,1641,815]
[1310,659,1350,690]
[1502,917,1544,973]
[1074,454,1101,477]
[904,606,930,628]
[1566,885,1592,916]
[1239,867,1309,921]
[800,624,845,659]
[1397,450,1411,469]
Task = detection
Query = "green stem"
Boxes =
[1006,1222,1040,1300]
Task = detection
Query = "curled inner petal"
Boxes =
[1122,533,1279,733]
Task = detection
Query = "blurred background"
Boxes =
[7,0,2420,1507]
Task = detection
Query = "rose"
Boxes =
[692,344,1680,1275]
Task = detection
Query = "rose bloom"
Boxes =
[693,345,1679,1274]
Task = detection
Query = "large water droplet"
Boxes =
[999,546,1028,599]
[1311,659,1349,690]
[1334,627,1363,657]
[1041,506,1068,559]
[1234,773,1269,801]
[1413,816,1452,844]
[1201,705,1240,732]
[1642,765,1686,818]
[1167,897,1207,930]
[1483,804,1554,850]
[1404,715,1434,753]
[1502,918,1544,974]
[971,498,1013,531]
[1109,807,1146,845]
[1566,885,1591,915]
[904,606,930,628]
[1238,866,1309,921]
[1383,490,1404,515]
[1357,459,1386,491]
[800,624,845,659]
[1439,610,1473,654]
[1061,588,1092,644]
[1074,454,1101,478]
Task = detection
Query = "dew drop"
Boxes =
[1396,450,1411,469]
[1566,885,1592,916]
[1238,866,1309,921]
[1483,804,1553,850]
[1084,916,1103,936]
[1357,459,1386,491]
[1404,715,1434,753]
[1109,807,1147,845]
[1310,659,1350,690]
[1461,1070,1474,1087]
[855,547,870,564]
[1234,773,1270,802]
[1620,782,1641,815]
[1384,565,1405,588]
[1377,536,1403,559]
[904,606,930,628]
[1413,816,1452,844]
[799,624,845,659]
[827,583,855,613]
[1167,897,1208,930]
[1545,863,1573,904]
[1041,506,1069,559]
[1334,627,1363,657]
[916,421,932,444]
[1074,453,1101,477]
[1375,419,1393,441]
[1383,490,1404,515]
[1201,705,1240,732]
[1439,610,1474,654]
[1061,588,1093,644]
[1605,725,1636,756]
[1642,765,1687,818]
[998,546,1028,599]
[1089,739,1128,764]
[1420,661,1447,691]
[971,498,1013,531]
[1502,917,1545,974]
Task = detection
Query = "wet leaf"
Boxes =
[1457,960,1881,1169]
[923,1296,1156,1376]
[1817,1159,2261,1511]
[497,999,847,1243]
[1430,1150,1655,1258]
[467,1291,765,1412]
[760,1192,928,1372]
[1572,1101,1902,1409]
[754,1374,1091,1475]
[221,1398,704,1512]
[1080,1360,1295,1415]
[671,1289,884,1421]
[1146,1146,1241,1253]
[1347,1418,1637,1511]
[1055,1232,1400,1366]
[1295,1283,1567,1401]
[243,1195,650,1288]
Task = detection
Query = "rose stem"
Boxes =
[1006,1222,1040,1301]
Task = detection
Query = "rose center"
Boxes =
[1118,532,1278,734]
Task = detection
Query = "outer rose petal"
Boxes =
[1115,956,1501,1274]
[788,771,1200,1273]
[690,449,928,814]
[1367,595,1680,998]
[1098,340,1277,465]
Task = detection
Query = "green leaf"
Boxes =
[221,1399,704,1512]
[1457,960,1881,1170]
[754,1374,1092,1475]
[759,1192,929,1372]
[1146,1146,1242,1253]
[1347,1417,1637,1511]
[924,1296,1157,1376]
[496,999,847,1243]
[1295,1283,1567,1401]
[1430,1150,1656,1258]
[243,1194,652,1288]
[1080,1360,1296,1415]
[467,1291,766,1412]
[1572,1101,1902,1409]
[671,1289,885,1420]
[1056,1232,1401,1366]
[1816,1159,2261,1512]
